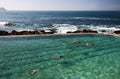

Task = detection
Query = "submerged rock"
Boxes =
[0,30,8,35]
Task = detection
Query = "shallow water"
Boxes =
[0,34,120,79]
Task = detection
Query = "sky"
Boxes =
[0,0,120,11]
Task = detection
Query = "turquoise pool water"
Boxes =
[0,34,120,79]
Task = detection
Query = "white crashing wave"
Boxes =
[73,17,120,20]
[53,24,78,34]
[87,25,120,34]
[0,22,9,26]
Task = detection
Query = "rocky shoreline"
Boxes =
[0,29,120,36]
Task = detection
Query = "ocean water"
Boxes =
[0,11,120,33]
[0,34,120,79]
[0,11,120,79]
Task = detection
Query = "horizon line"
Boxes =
[6,10,120,11]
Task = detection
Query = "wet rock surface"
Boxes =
[9,30,54,35]
[0,29,120,36]
[0,30,9,35]
[67,29,98,33]
[114,30,120,34]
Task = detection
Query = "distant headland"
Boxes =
[0,7,6,11]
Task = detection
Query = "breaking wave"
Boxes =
[53,24,78,34]
[73,17,120,20]
[0,22,9,26]
[0,22,120,34]
[77,25,120,34]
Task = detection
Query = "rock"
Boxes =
[73,30,83,33]
[67,30,82,33]
[82,29,89,33]
[38,30,54,34]
[10,30,41,35]
[0,30,9,35]
[31,31,41,34]
[114,30,120,34]
[10,30,19,35]
[4,23,13,26]
[67,29,98,34]
[87,30,98,33]
[67,31,73,33]
[19,31,34,35]
[45,31,54,34]
[82,29,98,33]
[8,29,55,36]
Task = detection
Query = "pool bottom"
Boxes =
[0,34,120,79]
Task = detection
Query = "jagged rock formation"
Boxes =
[0,30,9,35]
[67,29,98,33]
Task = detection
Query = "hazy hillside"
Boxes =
[0,7,6,11]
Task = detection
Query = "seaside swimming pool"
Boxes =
[0,34,120,79]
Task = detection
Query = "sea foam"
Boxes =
[0,22,9,26]
[1,22,120,34]
[53,24,78,34]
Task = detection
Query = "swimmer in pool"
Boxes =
[86,43,94,46]
[73,40,80,44]
[53,54,64,60]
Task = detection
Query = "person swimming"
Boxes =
[29,69,39,75]
[53,54,64,60]
[86,43,94,46]
[73,40,80,44]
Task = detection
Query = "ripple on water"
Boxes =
[0,34,120,79]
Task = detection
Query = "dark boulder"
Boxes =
[45,31,54,34]
[0,30,8,35]
[10,30,19,35]
[73,30,82,33]
[114,30,120,34]
[67,29,98,34]
[19,31,34,35]
[37,30,46,34]
[10,30,41,35]
[9,29,55,35]
[67,30,83,33]
[87,30,98,33]
[67,31,73,33]
[81,29,97,33]
[5,23,13,26]
[31,31,41,34]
